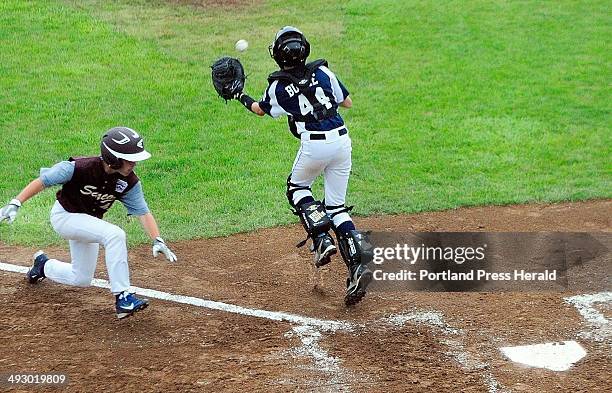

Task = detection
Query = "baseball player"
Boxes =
[230,26,372,306]
[0,127,177,319]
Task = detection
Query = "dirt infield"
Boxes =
[0,200,610,392]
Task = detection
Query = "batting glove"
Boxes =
[152,237,177,263]
[0,199,22,224]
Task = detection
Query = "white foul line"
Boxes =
[384,311,506,393]
[564,292,612,343]
[0,261,352,332]
[0,262,29,274]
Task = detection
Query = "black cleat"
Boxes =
[344,264,373,306]
[27,250,48,284]
[312,234,337,268]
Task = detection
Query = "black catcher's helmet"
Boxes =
[269,26,310,69]
[100,127,151,168]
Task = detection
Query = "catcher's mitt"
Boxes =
[211,57,245,101]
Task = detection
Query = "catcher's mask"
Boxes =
[100,127,151,169]
[269,26,310,69]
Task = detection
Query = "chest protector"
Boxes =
[268,59,338,129]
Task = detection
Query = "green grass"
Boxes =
[0,0,609,246]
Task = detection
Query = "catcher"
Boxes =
[211,26,372,306]
[0,127,178,319]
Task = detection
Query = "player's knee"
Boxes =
[285,175,294,204]
[295,196,315,207]
[73,277,92,287]
[286,175,313,208]
[331,213,353,229]
[326,204,354,229]
[104,226,126,245]
[71,270,93,287]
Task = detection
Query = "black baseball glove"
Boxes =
[211,57,245,101]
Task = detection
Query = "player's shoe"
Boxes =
[312,233,337,268]
[115,291,149,319]
[344,263,373,306]
[26,250,48,284]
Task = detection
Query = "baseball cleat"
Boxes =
[312,234,337,268]
[115,291,149,319]
[27,250,48,284]
[344,264,373,306]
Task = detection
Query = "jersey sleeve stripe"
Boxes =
[319,66,345,103]
[268,80,290,118]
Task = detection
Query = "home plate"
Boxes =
[500,341,587,371]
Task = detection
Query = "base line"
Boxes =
[0,261,351,332]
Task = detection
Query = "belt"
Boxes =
[308,128,347,140]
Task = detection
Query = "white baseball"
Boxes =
[235,39,248,52]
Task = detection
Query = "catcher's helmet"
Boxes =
[100,127,151,168]
[269,26,310,69]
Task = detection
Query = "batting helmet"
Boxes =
[100,127,151,168]
[269,26,310,69]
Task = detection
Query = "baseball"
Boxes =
[235,39,248,52]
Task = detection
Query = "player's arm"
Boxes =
[0,179,44,224]
[340,95,352,108]
[236,92,265,116]
[236,81,290,118]
[320,66,351,109]
[18,160,75,203]
[119,182,157,239]
[137,212,161,240]
[1,161,74,224]
[120,183,177,262]
[14,179,46,204]
[138,212,178,263]
[250,101,266,116]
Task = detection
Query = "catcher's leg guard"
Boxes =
[336,230,373,306]
[287,176,337,267]
[286,175,313,209]
[293,200,337,267]
[326,204,354,230]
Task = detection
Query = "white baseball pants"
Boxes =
[289,127,353,227]
[44,201,130,294]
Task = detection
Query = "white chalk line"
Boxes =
[0,261,351,332]
[564,292,612,344]
[1,260,357,391]
[282,325,366,392]
[1,261,504,391]
[384,311,507,393]
[18,262,606,390]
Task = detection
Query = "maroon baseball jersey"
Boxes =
[56,157,139,218]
